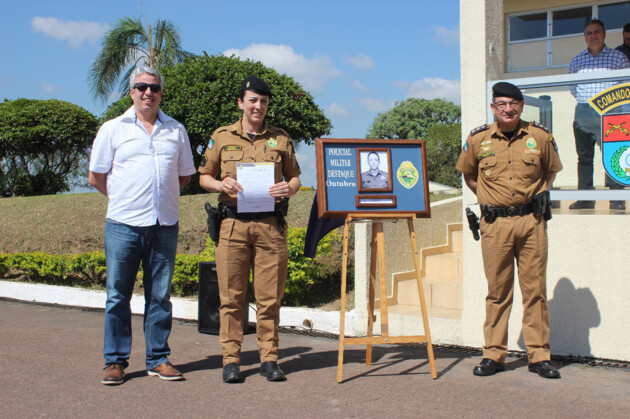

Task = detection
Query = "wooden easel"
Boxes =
[337,213,438,382]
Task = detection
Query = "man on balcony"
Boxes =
[615,22,630,60]
[568,18,630,210]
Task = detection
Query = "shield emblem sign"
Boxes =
[588,82,630,186]
[601,113,630,186]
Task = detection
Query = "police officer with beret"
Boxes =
[198,76,301,383]
[457,82,563,379]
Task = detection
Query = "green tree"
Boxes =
[366,98,460,139]
[101,54,333,194]
[0,99,98,196]
[425,123,462,187]
[366,97,461,187]
[88,16,191,102]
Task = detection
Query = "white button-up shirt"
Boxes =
[89,106,196,226]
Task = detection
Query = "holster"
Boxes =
[532,190,552,221]
[204,202,223,243]
[275,198,289,234]
[466,207,480,241]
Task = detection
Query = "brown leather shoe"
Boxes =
[102,364,125,385]
[148,362,185,381]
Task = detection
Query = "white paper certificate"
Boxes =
[236,163,275,213]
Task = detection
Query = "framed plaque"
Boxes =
[315,138,430,218]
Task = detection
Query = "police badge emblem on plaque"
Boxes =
[397,161,419,189]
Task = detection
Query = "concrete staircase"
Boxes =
[375,223,463,329]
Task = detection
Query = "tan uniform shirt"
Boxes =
[198,119,301,206]
[456,120,563,207]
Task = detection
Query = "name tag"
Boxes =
[224,145,242,151]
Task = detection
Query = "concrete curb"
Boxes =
[0,280,354,335]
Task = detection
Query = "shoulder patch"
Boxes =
[470,124,489,136]
[530,121,550,133]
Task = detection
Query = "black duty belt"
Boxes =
[223,206,276,220]
[480,203,533,222]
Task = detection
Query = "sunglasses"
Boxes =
[134,83,161,93]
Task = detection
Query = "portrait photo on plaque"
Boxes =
[357,148,392,192]
[315,138,430,218]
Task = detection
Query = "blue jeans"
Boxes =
[103,219,178,369]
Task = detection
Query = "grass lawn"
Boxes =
[0,190,460,255]
[0,189,460,309]
[0,189,317,255]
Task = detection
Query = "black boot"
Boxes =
[222,363,243,383]
[473,358,505,376]
[260,361,286,382]
[528,361,561,379]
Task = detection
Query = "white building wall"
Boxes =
[458,0,630,361]
[546,215,630,359]
[458,0,502,353]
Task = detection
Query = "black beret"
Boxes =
[492,82,523,101]
[241,76,272,98]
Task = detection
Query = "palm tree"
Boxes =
[88,16,191,102]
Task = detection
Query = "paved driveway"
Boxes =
[1,299,629,418]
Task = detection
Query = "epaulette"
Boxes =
[530,121,549,133]
[214,126,230,135]
[470,124,489,136]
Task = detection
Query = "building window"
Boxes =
[509,13,546,42]
[598,1,630,29]
[552,7,591,37]
[507,1,630,72]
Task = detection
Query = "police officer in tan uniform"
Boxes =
[361,151,389,188]
[198,76,301,383]
[457,82,563,379]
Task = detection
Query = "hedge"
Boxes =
[0,226,343,306]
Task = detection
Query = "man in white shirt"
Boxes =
[89,66,196,385]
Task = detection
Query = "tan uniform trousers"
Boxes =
[216,215,287,366]
[480,213,550,364]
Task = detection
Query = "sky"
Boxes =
[0,0,461,189]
